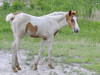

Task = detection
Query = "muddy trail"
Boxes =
[0,50,97,75]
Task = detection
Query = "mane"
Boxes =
[43,12,68,17]
[40,12,68,22]
[48,12,68,16]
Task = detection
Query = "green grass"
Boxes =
[0,20,100,73]
[0,0,100,73]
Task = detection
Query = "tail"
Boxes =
[6,13,15,21]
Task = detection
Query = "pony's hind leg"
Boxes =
[12,36,22,72]
[15,54,21,70]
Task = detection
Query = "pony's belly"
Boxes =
[26,31,47,39]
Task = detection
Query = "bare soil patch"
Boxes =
[0,50,97,75]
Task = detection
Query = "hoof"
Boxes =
[48,64,54,69]
[13,69,18,72]
[34,66,37,70]
[17,66,21,70]
[34,63,38,70]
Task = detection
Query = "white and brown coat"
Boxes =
[6,10,80,72]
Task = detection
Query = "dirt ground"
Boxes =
[0,50,97,75]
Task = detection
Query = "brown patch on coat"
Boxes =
[43,38,47,40]
[25,22,38,37]
[10,12,21,21]
[54,30,59,36]
[13,12,21,15]
[11,18,14,21]
[65,10,77,29]
[30,35,39,38]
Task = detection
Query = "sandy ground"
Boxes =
[0,50,97,75]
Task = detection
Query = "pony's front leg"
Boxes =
[34,38,46,70]
[48,36,54,69]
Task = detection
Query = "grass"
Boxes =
[1,20,100,73]
[0,0,100,74]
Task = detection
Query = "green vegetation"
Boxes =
[0,0,100,73]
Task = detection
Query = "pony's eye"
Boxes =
[71,19,74,22]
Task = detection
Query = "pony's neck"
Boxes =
[57,16,68,30]
[49,12,68,30]
[45,12,68,31]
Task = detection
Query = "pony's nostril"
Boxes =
[72,28,79,33]
[76,30,78,33]
[74,29,79,33]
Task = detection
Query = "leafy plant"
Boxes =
[12,1,25,10]
[3,1,10,9]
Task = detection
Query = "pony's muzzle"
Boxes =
[73,28,80,33]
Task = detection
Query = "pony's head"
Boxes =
[66,10,80,33]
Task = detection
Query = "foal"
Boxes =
[6,10,80,72]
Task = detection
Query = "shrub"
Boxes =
[30,3,35,9]
[12,1,25,10]
[3,1,10,9]
[39,2,50,10]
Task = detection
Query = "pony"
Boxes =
[6,10,80,72]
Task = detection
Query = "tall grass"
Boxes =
[0,0,100,37]
[2,0,100,16]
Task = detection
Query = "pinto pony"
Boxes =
[6,10,80,72]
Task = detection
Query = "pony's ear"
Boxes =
[69,10,72,16]
[71,10,78,15]
[76,10,78,13]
